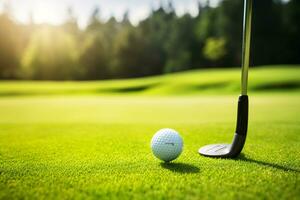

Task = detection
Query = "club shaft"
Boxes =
[241,0,253,95]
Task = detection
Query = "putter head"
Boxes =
[199,95,248,158]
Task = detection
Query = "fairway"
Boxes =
[0,67,300,199]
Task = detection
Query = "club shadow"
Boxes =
[160,162,200,174]
[236,154,300,173]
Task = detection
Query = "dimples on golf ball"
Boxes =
[151,128,183,162]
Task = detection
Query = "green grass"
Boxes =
[0,66,300,199]
[0,65,299,96]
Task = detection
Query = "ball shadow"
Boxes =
[160,162,200,174]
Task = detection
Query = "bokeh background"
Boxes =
[0,0,299,80]
[1,1,300,199]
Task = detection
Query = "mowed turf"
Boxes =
[0,66,300,199]
[0,65,299,96]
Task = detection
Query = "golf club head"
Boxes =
[198,133,246,158]
[199,95,248,158]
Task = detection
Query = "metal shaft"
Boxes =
[241,0,253,95]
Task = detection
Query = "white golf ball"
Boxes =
[151,128,183,162]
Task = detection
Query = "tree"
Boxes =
[137,6,175,75]
[251,0,285,65]
[0,13,22,79]
[164,14,196,73]
[79,32,111,79]
[21,27,79,80]
[203,37,227,66]
[112,28,149,78]
[86,7,102,32]
[282,0,300,64]
[215,0,243,66]
[63,7,79,35]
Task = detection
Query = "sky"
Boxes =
[0,0,220,28]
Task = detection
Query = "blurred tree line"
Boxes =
[0,0,299,80]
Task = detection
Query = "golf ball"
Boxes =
[151,128,183,162]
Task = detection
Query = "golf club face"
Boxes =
[199,144,231,157]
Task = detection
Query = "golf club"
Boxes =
[198,0,253,158]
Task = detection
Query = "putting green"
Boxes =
[0,94,299,199]
[0,66,299,199]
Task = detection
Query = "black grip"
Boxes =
[235,95,249,136]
